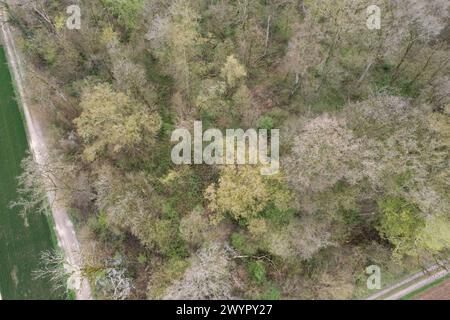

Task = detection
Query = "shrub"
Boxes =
[256,115,275,130]
[248,261,267,284]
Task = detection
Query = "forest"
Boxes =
[5,0,449,299]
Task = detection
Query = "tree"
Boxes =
[345,95,448,199]
[377,197,424,258]
[179,206,209,248]
[205,165,291,224]
[10,0,450,300]
[205,166,269,222]
[297,0,380,97]
[418,215,450,254]
[232,84,253,123]
[282,19,325,97]
[377,198,450,259]
[163,242,234,299]
[34,250,133,300]
[93,255,134,300]
[112,56,148,96]
[102,0,145,32]
[234,2,267,69]
[247,218,268,238]
[74,83,161,162]
[33,250,71,293]
[267,216,332,260]
[387,0,449,41]
[94,165,187,256]
[194,55,248,120]
[11,153,90,217]
[426,76,450,111]
[146,0,205,99]
[284,114,365,194]
[94,166,160,245]
[11,153,51,217]
[220,55,247,89]
[194,79,227,116]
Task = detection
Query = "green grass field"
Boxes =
[0,46,62,299]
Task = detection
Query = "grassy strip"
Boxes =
[45,212,59,249]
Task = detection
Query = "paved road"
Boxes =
[1,5,91,300]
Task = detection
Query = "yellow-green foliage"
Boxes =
[220,55,247,88]
[377,197,424,257]
[11,0,450,300]
[205,165,292,225]
[102,0,145,31]
[75,83,161,161]
[419,215,450,253]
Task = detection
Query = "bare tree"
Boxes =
[10,152,91,217]
[163,242,234,300]
[34,249,133,300]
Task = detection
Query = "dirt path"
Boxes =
[0,5,91,300]
[366,263,450,300]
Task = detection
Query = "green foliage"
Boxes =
[179,206,209,248]
[162,203,180,221]
[373,63,420,98]
[260,203,294,226]
[165,238,190,260]
[137,253,147,264]
[256,115,275,130]
[159,168,203,213]
[88,211,110,241]
[418,215,450,254]
[340,208,362,227]
[221,55,247,88]
[147,257,190,299]
[148,0,204,98]
[206,166,292,226]
[102,0,144,31]
[10,0,450,300]
[66,289,77,300]
[147,219,189,259]
[75,83,161,162]
[377,197,424,257]
[259,286,281,300]
[247,261,267,284]
[230,233,246,250]
[230,233,257,256]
